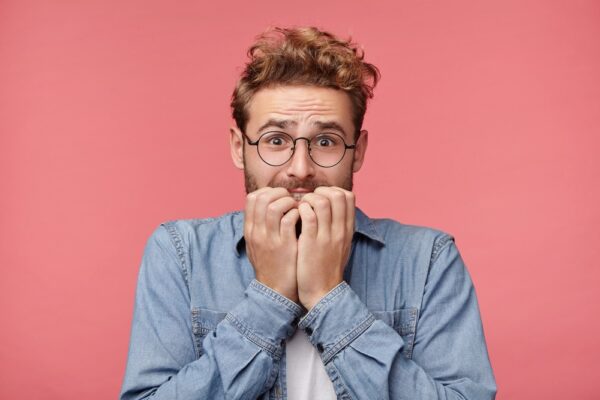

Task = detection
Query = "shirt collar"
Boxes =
[234,206,385,257]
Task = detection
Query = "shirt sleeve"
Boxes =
[297,236,497,399]
[120,225,303,400]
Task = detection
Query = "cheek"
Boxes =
[331,158,354,179]
[312,166,350,188]
[250,164,283,187]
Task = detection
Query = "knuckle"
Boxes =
[303,212,317,223]
[334,232,346,242]
[298,202,309,211]
[281,217,293,228]
[315,198,329,209]
[256,194,269,207]
[302,193,314,202]
[331,191,344,201]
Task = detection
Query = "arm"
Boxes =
[298,237,497,399]
[119,225,303,400]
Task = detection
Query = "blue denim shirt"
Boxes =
[120,208,496,399]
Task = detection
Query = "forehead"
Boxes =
[246,85,354,136]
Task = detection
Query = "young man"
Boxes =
[120,27,497,400]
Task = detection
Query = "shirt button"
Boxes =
[316,343,324,353]
[305,327,313,336]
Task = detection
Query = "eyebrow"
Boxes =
[256,118,348,137]
[256,118,292,132]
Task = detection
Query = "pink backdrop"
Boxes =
[1,1,599,398]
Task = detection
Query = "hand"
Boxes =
[296,187,355,310]
[244,187,300,302]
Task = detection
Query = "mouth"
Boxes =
[288,188,312,200]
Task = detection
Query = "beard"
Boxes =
[243,157,354,198]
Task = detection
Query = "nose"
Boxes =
[285,138,315,179]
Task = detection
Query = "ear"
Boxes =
[229,125,245,170]
[352,129,368,172]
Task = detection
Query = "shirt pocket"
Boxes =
[191,307,228,358]
[371,308,418,359]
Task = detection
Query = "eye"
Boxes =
[269,137,284,146]
[261,132,292,147]
[313,134,340,148]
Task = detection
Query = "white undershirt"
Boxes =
[285,329,337,399]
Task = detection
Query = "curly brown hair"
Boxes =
[231,26,380,139]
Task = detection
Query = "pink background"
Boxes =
[1,0,599,398]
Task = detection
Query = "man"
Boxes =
[120,27,496,399]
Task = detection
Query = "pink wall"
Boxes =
[1,0,599,398]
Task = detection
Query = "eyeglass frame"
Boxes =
[241,130,359,168]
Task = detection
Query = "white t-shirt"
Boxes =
[285,329,337,399]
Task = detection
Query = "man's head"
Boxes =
[229,27,380,198]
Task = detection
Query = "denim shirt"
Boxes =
[120,208,497,400]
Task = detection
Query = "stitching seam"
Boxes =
[225,313,281,359]
[322,314,376,364]
[431,234,454,264]
[161,222,189,287]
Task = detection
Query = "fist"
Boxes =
[296,186,355,309]
[244,187,300,302]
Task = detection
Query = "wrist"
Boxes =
[256,277,299,303]
[299,289,329,310]
[299,276,347,309]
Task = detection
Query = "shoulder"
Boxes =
[373,217,451,240]
[157,210,242,243]
[364,214,455,264]
[142,211,243,283]
[370,218,472,293]
[355,211,462,306]
[144,211,242,264]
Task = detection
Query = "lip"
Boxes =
[288,188,312,193]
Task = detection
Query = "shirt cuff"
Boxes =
[298,281,376,364]
[226,279,304,358]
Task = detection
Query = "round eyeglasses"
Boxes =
[243,131,357,168]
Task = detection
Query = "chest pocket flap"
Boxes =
[371,308,418,359]
[191,307,227,358]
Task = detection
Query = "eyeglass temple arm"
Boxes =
[345,129,361,149]
[242,132,260,146]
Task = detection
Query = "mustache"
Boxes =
[267,179,326,191]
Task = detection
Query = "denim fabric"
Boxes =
[120,208,497,399]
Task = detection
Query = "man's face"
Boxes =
[230,85,368,200]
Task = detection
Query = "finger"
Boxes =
[244,187,272,238]
[314,187,347,239]
[298,202,318,238]
[280,208,300,241]
[301,192,331,238]
[254,187,292,235]
[341,189,356,235]
[266,196,298,238]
